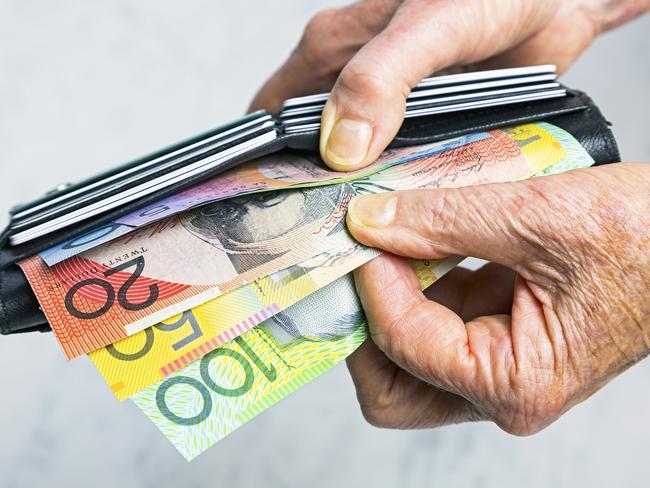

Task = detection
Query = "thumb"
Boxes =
[346,181,542,269]
[319,0,558,171]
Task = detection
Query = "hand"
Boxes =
[344,163,649,434]
[250,0,648,170]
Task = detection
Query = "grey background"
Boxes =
[0,2,649,487]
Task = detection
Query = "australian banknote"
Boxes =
[90,244,380,400]
[20,122,583,359]
[132,257,458,461]
[39,133,489,266]
[132,128,595,461]
[101,121,595,400]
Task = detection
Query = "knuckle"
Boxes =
[496,406,556,437]
[335,63,404,106]
[496,373,568,436]
[521,170,640,287]
[354,380,403,429]
[370,308,410,360]
[359,403,398,429]
[302,8,339,42]
[371,302,440,379]
[421,190,462,254]
[368,322,400,361]
[498,415,546,437]
[298,9,344,77]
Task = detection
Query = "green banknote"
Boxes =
[132,257,459,460]
[132,123,595,461]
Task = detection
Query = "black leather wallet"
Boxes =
[0,67,621,336]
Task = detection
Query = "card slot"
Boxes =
[284,123,322,135]
[12,120,277,230]
[404,87,564,113]
[405,83,561,108]
[11,129,275,239]
[279,79,560,119]
[283,89,566,134]
[9,131,278,245]
[404,90,567,118]
[411,65,556,90]
[282,86,565,130]
[12,113,274,222]
[408,74,557,100]
[281,64,557,109]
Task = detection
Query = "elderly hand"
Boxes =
[344,163,650,434]
[250,0,650,434]
[250,0,648,170]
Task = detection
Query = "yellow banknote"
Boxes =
[89,244,380,400]
[503,123,566,175]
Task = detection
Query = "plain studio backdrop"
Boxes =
[0,2,648,487]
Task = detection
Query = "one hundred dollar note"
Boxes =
[20,123,581,359]
[132,130,595,461]
[132,257,460,461]
[89,243,380,400]
[106,121,595,399]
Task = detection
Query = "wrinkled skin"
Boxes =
[345,164,650,434]
[251,0,650,435]
[251,0,650,170]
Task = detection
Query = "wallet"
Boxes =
[0,65,621,336]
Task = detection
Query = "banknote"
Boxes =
[40,133,489,266]
[20,123,580,359]
[523,122,595,175]
[133,123,595,460]
[90,121,594,399]
[21,201,361,360]
[89,244,380,400]
[132,257,458,461]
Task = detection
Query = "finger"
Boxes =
[346,338,483,428]
[354,253,476,394]
[346,179,547,270]
[249,0,400,112]
[467,4,597,74]
[355,253,525,407]
[319,0,558,170]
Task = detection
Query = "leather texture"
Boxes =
[0,265,48,335]
[0,88,621,335]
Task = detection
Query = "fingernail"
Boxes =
[325,118,373,167]
[347,195,397,229]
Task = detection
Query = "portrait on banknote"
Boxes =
[181,185,355,272]
[265,274,365,343]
